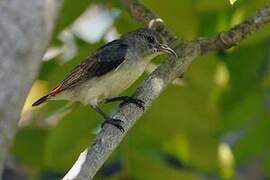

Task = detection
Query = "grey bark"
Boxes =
[63,1,270,179]
[0,0,62,177]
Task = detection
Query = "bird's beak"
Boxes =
[158,44,178,58]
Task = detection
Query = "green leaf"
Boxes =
[220,40,269,131]
[143,0,199,39]
[44,105,97,170]
[12,127,48,168]
[128,150,202,180]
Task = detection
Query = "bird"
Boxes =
[32,28,177,132]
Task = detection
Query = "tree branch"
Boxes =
[0,0,62,177]
[63,1,270,179]
[198,5,270,54]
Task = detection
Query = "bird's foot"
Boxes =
[120,97,145,111]
[101,118,124,133]
[105,96,145,111]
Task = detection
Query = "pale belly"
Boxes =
[54,61,147,105]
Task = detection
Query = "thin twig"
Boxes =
[198,5,270,54]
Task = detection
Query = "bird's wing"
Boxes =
[49,39,128,95]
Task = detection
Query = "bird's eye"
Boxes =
[146,36,155,44]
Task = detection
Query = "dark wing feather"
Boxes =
[59,39,128,91]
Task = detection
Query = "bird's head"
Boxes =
[123,28,177,60]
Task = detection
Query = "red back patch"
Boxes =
[50,83,64,95]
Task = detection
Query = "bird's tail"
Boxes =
[32,94,50,106]
[32,83,64,107]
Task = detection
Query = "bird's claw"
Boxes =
[120,97,145,111]
[101,118,125,133]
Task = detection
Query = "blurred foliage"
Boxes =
[10,0,270,179]
[51,0,92,42]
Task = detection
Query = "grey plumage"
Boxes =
[60,39,128,92]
